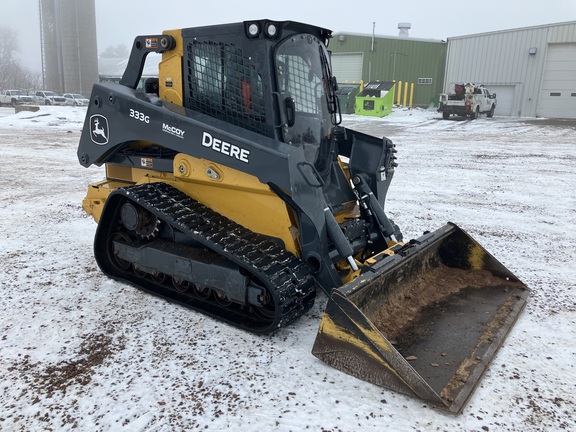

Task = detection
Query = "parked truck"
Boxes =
[34,90,67,106]
[438,83,497,119]
[0,90,35,106]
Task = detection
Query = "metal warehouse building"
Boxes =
[445,21,576,118]
[328,32,447,108]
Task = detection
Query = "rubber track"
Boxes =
[110,182,316,333]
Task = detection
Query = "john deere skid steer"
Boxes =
[77,20,529,414]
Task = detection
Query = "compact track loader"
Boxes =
[77,20,529,413]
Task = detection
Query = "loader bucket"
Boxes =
[312,223,529,414]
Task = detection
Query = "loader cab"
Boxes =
[180,21,352,205]
[181,20,339,166]
[274,32,338,164]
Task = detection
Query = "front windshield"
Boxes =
[275,34,334,161]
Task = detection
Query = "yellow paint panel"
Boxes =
[159,29,184,106]
[106,164,172,183]
[83,153,300,256]
[82,179,132,223]
[170,154,299,255]
[318,312,405,382]
[468,243,487,270]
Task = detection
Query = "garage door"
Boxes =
[331,53,363,83]
[489,85,515,116]
[537,43,576,119]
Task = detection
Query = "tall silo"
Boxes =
[39,0,98,95]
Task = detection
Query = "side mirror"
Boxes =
[492,93,497,99]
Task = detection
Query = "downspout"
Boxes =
[370,22,375,82]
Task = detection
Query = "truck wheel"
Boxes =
[487,104,495,118]
[442,112,450,120]
[470,106,479,120]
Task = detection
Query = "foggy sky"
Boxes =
[2,0,575,74]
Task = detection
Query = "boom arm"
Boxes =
[119,34,175,89]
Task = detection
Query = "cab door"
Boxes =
[481,89,492,111]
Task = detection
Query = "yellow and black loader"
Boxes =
[77,20,529,413]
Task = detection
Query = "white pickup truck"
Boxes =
[34,90,68,106]
[438,83,497,119]
[0,90,35,106]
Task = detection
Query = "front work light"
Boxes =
[248,23,260,37]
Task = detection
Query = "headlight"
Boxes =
[247,23,260,38]
[265,23,278,38]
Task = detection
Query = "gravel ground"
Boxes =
[0,106,575,431]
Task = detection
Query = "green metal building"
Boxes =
[328,33,447,108]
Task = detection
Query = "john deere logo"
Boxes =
[90,114,109,145]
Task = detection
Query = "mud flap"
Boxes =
[312,223,529,414]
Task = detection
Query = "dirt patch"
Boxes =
[520,118,576,129]
[438,291,520,401]
[38,333,115,396]
[9,327,124,399]
[361,263,527,405]
[367,263,520,342]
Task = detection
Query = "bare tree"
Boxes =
[0,25,40,91]
[0,26,19,89]
[100,44,129,59]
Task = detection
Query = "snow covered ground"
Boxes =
[0,105,574,431]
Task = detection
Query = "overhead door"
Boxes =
[489,85,515,116]
[331,53,363,83]
[537,43,576,119]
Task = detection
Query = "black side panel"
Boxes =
[77,82,346,292]
[77,81,296,189]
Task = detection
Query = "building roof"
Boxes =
[446,20,576,40]
[332,32,445,44]
[98,53,161,78]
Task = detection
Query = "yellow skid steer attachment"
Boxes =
[312,223,529,414]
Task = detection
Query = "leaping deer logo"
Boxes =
[90,115,109,145]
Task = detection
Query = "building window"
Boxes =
[550,92,561,96]
[418,78,432,84]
